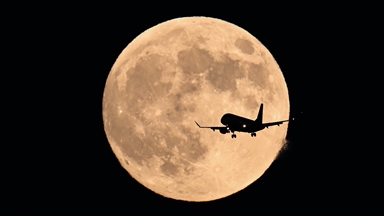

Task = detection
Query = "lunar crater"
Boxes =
[235,38,255,55]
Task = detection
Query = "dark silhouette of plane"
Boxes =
[195,103,292,138]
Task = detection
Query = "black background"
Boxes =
[2,1,379,214]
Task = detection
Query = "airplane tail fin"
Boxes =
[255,103,263,124]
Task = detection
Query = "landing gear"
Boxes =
[231,130,237,138]
[251,132,256,137]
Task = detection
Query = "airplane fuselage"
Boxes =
[220,113,265,133]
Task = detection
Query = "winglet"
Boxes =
[194,121,201,128]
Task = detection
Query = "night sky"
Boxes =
[2,1,377,214]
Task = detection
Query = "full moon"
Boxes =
[102,17,289,201]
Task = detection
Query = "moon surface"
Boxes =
[102,17,289,201]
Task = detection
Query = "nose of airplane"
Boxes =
[220,113,232,125]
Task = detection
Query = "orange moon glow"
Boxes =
[102,17,289,201]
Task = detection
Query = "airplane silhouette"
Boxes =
[195,103,292,138]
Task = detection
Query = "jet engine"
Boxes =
[219,128,229,134]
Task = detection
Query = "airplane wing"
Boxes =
[194,121,227,130]
[263,119,290,128]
